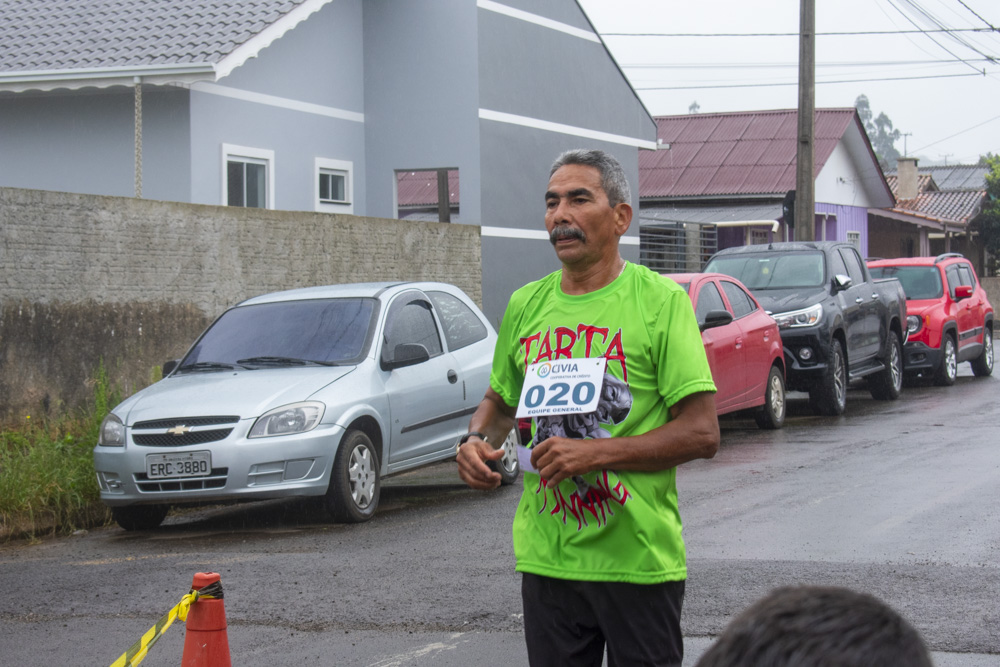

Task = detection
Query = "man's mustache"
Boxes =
[549,227,585,245]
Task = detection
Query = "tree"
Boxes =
[855,95,901,170]
[689,100,700,114]
[973,154,1000,275]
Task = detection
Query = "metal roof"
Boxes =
[885,164,989,192]
[639,202,782,227]
[0,0,332,91]
[640,108,865,199]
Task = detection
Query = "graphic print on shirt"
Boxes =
[520,323,635,531]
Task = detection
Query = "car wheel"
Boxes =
[971,327,994,377]
[869,333,903,400]
[933,335,957,386]
[326,428,380,523]
[810,339,846,416]
[754,365,786,430]
[112,505,168,531]
[487,427,521,485]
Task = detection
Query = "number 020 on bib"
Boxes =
[516,358,608,418]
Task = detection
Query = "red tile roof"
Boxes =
[640,108,859,199]
[884,174,985,225]
[395,170,459,207]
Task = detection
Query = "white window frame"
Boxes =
[847,231,861,249]
[222,144,275,209]
[315,157,354,214]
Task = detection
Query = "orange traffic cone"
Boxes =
[181,572,232,667]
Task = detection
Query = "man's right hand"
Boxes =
[457,438,505,490]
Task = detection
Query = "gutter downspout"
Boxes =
[134,77,142,199]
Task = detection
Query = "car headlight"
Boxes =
[772,304,823,329]
[99,413,126,446]
[906,315,922,334]
[249,402,325,438]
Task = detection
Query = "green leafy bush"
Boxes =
[0,360,121,539]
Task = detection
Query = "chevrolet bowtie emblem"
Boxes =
[167,425,192,436]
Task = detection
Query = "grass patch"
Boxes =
[0,361,120,540]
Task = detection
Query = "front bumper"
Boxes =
[93,421,345,507]
[901,341,943,374]
[778,329,830,392]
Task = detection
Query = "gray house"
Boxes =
[0,0,656,322]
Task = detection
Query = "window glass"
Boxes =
[319,171,348,203]
[695,281,727,322]
[183,298,377,367]
[383,297,443,362]
[945,265,962,297]
[721,281,757,319]
[706,252,825,289]
[427,291,488,351]
[869,266,942,300]
[957,263,975,287]
[839,248,866,285]
[829,248,849,278]
[227,159,267,208]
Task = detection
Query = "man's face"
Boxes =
[544,164,629,269]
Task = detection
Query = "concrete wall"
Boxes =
[982,278,1000,325]
[0,187,482,421]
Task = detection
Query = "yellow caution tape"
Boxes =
[108,588,215,667]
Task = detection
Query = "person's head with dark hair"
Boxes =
[695,585,933,667]
[549,149,631,208]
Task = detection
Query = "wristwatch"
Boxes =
[455,431,488,457]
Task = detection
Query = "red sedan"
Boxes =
[666,273,786,429]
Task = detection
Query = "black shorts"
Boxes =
[521,572,685,667]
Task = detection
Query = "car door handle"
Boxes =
[735,337,743,349]
[447,370,458,384]
[871,293,879,299]
[855,297,864,303]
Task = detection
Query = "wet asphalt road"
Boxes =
[0,365,998,666]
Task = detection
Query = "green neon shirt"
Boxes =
[491,262,716,584]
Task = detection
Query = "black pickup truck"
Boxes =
[705,242,907,415]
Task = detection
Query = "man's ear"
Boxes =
[613,202,633,236]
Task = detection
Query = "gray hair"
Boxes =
[550,149,631,208]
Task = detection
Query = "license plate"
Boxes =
[146,451,212,479]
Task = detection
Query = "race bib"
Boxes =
[515,358,608,419]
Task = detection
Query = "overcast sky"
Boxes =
[577,0,1000,167]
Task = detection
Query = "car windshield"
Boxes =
[869,265,943,300]
[181,298,377,369]
[705,252,826,289]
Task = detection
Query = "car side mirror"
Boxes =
[384,343,430,370]
[833,274,853,292]
[955,285,973,300]
[162,359,179,376]
[700,309,734,332]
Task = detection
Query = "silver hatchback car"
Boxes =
[93,281,519,530]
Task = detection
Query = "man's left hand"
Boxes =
[530,436,600,487]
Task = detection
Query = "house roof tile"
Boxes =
[640,108,858,198]
[884,170,986,225]
[0,0,326,87]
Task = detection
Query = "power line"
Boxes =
[599,27,997,37]
[621,58,995,69]
[955,0,996,30]
[911,112,1000,152]
[633,70,987,90]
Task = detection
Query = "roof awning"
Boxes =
[639,202,783,232]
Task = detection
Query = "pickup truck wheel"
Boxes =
[326,429,380,523]
[810,339,846,416]
[486,427,521,485]
[971,327,993,377]
[933,335,957,386]
[869,333,903,400]
[754,365,786,429]
[112,505,168,531]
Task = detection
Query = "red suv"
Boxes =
[868,254,994,385]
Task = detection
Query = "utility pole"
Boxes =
[901,131,912,157]
[794,0,815,242]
